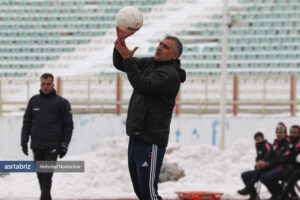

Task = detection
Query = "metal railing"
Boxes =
[0,74,298,116]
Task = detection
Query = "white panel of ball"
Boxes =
[117,6,143,32]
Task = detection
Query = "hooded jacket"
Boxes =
[113,48,186,147]
[21,89,74,149]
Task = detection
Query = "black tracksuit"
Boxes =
[273,138,300,200]
[113,48,186,200]
[260,137,294,198]
[278,140,300,200]
[256,140,273,162]
[240,138,291,199]
[267,137,300,169]
[21,89,73,200]
[264,137,290,163]
[241,140,272,192]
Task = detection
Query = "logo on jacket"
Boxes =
[142,162,149,167]
[258,150,262,155]
[50,149,57,153]
[33,108,40,111]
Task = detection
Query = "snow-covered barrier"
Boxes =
[1,114,300,159]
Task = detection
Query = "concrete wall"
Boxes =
[1,114,300,159]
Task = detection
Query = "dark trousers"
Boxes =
[260,167,285,197]
[241,168,268,189]
[280,170,300,200]
[33,148,59,200]
[242,170,259,187]
[128,137,166,200]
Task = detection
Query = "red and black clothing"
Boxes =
[255,140,273,162]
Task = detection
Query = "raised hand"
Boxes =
[116,26,136,40]
[114,39,138,59]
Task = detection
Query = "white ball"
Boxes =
[116,6,143,32]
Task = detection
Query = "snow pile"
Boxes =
[0,137,272,199]
[160,139,258,198]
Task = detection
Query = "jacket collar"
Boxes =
[40,89,56,98]
[274,136,289,148]
[154,59,180,67]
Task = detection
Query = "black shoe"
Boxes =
[249,192,260,200]
[238,187,252,195]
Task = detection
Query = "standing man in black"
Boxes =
[113,27,186,200]
[21,73,74,200]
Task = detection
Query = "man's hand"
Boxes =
[114,39,138,59]
[22,144,28,156]
[255,160,266,170]
[116,26,135,40]
[59,143,68,158]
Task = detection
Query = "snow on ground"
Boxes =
[0,137,271,199]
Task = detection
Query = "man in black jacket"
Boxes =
[278,130,300,200]
[21,73,74,200]
[238,132,272,200]
[255,132,273,162]
[113,27,186,200]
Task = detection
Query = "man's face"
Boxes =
[154,39,179,62]
[255,136,264,144]
[276,129,286,141]
[40,77,54,95]
[290,127,300,140]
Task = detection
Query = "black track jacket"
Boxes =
[21,89,73,149]
[264,137,290,163]
[256,140,273,162]
[113,48,186,147]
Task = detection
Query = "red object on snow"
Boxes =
[176,191,223,200]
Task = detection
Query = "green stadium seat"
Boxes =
[0,0,298,76]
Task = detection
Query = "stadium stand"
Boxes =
[0,0,299,115]
[0,0,298,76]
[177,0,300,75]
[0,0,167,76]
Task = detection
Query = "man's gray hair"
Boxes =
[165,35,183,57]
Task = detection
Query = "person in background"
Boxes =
[238,131,272,200]
[21,73,74,200]
[257,125,300,200]
[250,122,289,200]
